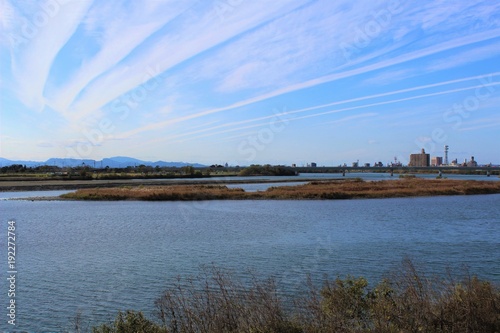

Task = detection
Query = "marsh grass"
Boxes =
[61,185,247,201]
[62,179,500,201]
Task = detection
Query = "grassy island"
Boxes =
[60,178,500,201]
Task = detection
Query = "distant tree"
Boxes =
[79,166,90,177]
[181,166,195,176]
[239,164,296,176]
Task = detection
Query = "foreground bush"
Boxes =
[92,260,500,333]
[92,311,166,333]
[298,259,500,333]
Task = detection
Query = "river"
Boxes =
[0,192,499,330]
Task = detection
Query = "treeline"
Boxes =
[1,164,39,173]
[0,164,194,175]
[0,164,213,179]
[239,164,297,176]
[89,260,500,333]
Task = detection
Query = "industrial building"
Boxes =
[466,156,478,167]
[431,156,443,166]
[409,149,430,167]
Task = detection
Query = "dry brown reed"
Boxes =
[62,179,500,201]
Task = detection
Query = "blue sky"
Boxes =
[1,0,499,166]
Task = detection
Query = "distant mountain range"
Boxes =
[0,156,206,168]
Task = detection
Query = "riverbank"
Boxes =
[59,178,500,201]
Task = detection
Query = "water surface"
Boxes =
[0,190,74,200]
[0,194,499,330]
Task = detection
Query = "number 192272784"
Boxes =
[7,220,17,326]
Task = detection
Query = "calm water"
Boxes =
[1,194,499,331]
[0,190,74,200]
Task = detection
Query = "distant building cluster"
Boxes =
[412,145,479,168]
[291,145,484,168]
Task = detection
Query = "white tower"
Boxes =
[444,145,449,165]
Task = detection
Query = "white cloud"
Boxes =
[9,0,93,111]
[217,62,266,92]
[326,113,378,124]
[46,0,195,115]
[191,28,500,123]
[64,1,309,122]
[426,42,500,72]
[193,1,398,93]
[361,69,416,86]
[459,120,500,132]
[118,72,500,143]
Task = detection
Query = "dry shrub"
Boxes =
[297,275,375,333]
[92,310,166,333]
[154,266,301,333]
[371,259,500,333]
[295,259,500,333]
[92,260,499,333]
[435,274,500,332]
[377,258,440,332]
